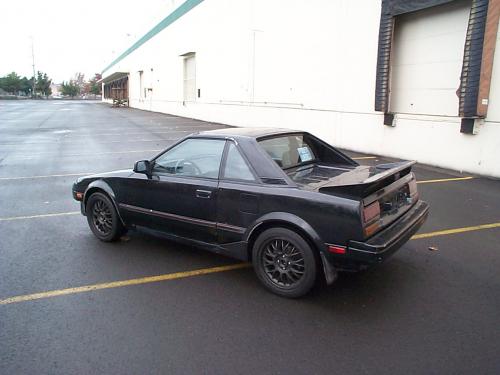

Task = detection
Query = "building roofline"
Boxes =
[102,0,204,75]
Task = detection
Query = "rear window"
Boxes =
[259,134,316,169]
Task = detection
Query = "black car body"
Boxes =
[73,127,429,297]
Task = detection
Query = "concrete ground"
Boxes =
[0,100,499,374]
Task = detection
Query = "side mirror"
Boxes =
[133,160,151,175]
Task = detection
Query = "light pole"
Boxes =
[31,36,36,98]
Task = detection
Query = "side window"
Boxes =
[223,143,255,181]
[153,138,225,179]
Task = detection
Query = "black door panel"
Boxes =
[217,182,260,244]
[121,174,218,243]
[146,175,218,242]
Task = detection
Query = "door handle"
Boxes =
[195,189,212,199]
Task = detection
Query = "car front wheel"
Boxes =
[252,227,318,298]
[86,192,124,242]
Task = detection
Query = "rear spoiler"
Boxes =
[318,161,416,198]
[363,161,416,184]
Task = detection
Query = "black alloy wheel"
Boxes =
[86,192,124,242]
[263,239,305,286]
[253,228,318,298]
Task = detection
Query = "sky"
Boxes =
[0,0,182,83]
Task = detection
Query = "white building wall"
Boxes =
[103,0,500,178]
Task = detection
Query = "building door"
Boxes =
[390,0,471,116]
[183,54,196,102]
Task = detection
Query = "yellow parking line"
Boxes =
[417,176,474,184]
[411,222,500,240]
[1,219,499,305]
[352,156,377,160]
[0,212,80,221]
[0,263,251,305]
[0,172,96,181]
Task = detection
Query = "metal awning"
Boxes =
[98,72,129,84]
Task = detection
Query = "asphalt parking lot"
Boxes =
[0,100,499,374]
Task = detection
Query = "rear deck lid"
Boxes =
[289,161,415,198]
[288,161,418,238]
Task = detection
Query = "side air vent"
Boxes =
[261,177,287,185]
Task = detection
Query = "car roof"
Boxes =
[195,127,301,139]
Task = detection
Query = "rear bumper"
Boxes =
[346,200,429,264]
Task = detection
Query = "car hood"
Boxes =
[75,169,133,184]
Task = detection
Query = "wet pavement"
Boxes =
[0,100,499,374]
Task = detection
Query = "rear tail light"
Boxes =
[409,178,418,200]
[364,221,380,237]
[363,201,381,237]
[363,201,380,224]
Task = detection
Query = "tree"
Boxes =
[89,73,102,96]
[73,72,86,94]
[61,81,80,98]
[20,76,34,96]
[35,71,52,97]
[0,72,22,95]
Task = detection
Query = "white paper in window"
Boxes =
[297,146,313,162]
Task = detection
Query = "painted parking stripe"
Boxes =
[0,263,251,305]
[0,212,80,221]
[1,222,499,305]
[63,131,191,137]
[411,222,500,240]
[0,139,174,145]
[0,172,97,181]
[9,149,162,159]
[417,176,475,184]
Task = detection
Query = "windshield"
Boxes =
[259,134,317,169]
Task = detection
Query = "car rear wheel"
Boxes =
[252,228,318,298]
[86,192,124,242]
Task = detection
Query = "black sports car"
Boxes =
[72,127,429,297]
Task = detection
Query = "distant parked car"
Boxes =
[72,128,429,297]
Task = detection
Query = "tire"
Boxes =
[252,227,318,298]
[86,192,124,242]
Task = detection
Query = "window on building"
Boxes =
[223,143,255,181]
[139,70,144,98]
[183,54,196,102]
[389,0,471,116]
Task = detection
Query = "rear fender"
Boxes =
[245,212,326,255]
[245,212,338,283]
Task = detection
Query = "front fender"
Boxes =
[82,180,125,225]
[244,212,326,254]
[84,180,117,205]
